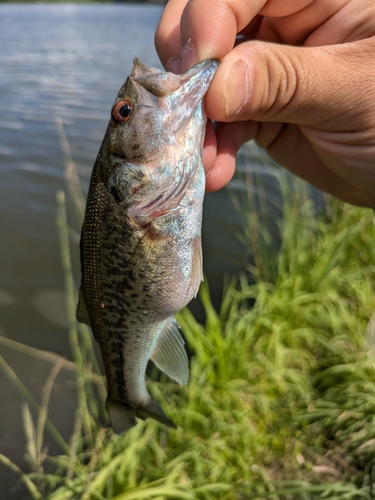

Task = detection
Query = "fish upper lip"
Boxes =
[176,58,219,95]
[164,58,219,115]
[179,58,219,83]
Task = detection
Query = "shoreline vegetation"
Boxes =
[2,129,375,498]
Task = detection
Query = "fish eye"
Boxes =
[111,100,133,123]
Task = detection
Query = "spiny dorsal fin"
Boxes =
[76,287,91,326]
[150,318,189,385]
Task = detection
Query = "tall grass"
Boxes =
[2,136,375,499]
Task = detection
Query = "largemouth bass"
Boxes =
[77,58,219,433]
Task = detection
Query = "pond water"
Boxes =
[0,4,321,497]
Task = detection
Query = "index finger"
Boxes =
[155,0,316,71]
[155,0,187,71]
[155,0,267,70]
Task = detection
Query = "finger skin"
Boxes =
[204,35,375,196]
[155,0,186,70]
[179,0,266,70]
[156,0,347,69]
[206,119,375,207]
[265,124,375,207]
[202,120,217,175]
[205,39,375,128]
[206,121,258,191]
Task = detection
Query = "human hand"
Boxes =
[155,0,375,207]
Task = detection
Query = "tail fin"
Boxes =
[106,397,176,434]
[106,400,137,434]
[134,397,177,429]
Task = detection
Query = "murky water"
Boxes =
[0,4,322,497]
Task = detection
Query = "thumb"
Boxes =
[206,38,375,131]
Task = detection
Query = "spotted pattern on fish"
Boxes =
[77,58,219,433]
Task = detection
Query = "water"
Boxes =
[0,5,165,496]
[0,3,163,349]
[0,4,321,497]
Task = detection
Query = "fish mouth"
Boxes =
[106,58,219,219]
[165,59,219,116]
[112,57,219,157]
[131,57,219,107]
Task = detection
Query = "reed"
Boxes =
[2,137,375,499]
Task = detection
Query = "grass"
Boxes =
[2,135,375,499]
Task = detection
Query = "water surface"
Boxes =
[0,5,164,496]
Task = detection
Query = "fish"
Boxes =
[77,58,219,433]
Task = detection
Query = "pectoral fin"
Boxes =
[150,318,189,385]
[76,287,91,326]
[131,228,166,281]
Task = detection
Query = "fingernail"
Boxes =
[225,61,249,117]
[181,42,198,72]
[166,57,182,74]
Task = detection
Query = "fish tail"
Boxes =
[106,399,137,434]
[135,397,177,429]
[106,397,176,434]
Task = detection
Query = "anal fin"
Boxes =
[150,318,189,385]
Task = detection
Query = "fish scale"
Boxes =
[77,58,219,433]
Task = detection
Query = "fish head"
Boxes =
[100,58,219,218]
